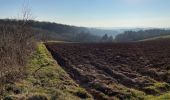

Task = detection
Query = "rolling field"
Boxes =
[139,35,170,41]
[46,39,170,100]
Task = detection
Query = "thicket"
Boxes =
[0,11,36,96]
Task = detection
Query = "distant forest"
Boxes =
[0,19,114,43]
[1,19,170,43]
[115,29,170,42]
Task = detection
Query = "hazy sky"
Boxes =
[0,0,170,28]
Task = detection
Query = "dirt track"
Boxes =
[45,39,170,100]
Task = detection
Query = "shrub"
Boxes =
[0,19,36,93]
[0,10,36,96]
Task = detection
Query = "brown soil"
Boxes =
[45,39,170,100]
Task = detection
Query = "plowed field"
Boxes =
[46,39,170,100]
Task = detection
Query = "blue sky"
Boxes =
[0,0,170,27]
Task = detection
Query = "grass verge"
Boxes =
[3,43,93,100]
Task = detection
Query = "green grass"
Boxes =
[108,83,146,100]
[143,82,170,95]
[143,82,170,100]
[145,92,170,100]
[107,80,170,100]
[139,35,170,41]
[3,43,93,100]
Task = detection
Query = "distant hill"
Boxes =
[115,29,170,42]
[3,19,169,43]
[0,19,115,42]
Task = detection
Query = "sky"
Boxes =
[0,0,170,28]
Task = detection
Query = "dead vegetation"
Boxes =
[0,7,36,97]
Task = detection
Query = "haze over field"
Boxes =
[0,0,170,28]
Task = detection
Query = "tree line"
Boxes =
[115,29,170,42]
[0,19,114,43]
